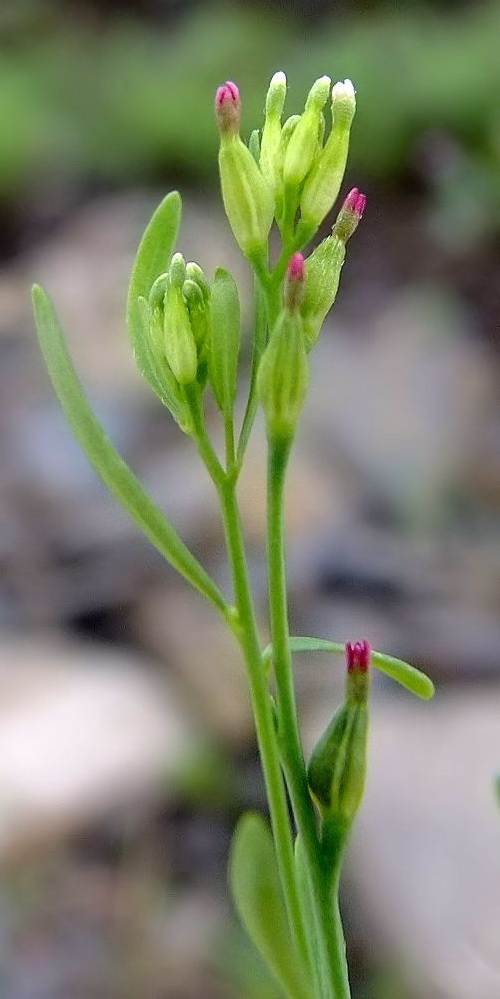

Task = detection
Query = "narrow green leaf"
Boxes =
[262,636,435,700]
[370,648,435,700]
[126,191,181,396]
[229,813,309,999]
[209,266,240,415]
[32,284,227,615]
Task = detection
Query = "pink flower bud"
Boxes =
[215,81,240,135]
[346,640,371,674]
[343,187,367,219]
[334,187,367,243]
[284,252,305,310]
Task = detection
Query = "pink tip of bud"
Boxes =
[284,253,305,310]
[288,252,305,282]
[346,640,371,674]
[215,81,240,134]
[216,80,239,107]
[343,187,367,219]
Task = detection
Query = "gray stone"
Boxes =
[342,691,500,999]
[0,634,193,865]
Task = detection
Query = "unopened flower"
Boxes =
[215,81,240,135]
[284,252,305,311]
[260,71,287,191]
[300,78,356,231]
[283,76,331,188]
[216,81,274,261]
[307,639,370,827]
[333,187,367,243]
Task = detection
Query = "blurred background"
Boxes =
[1,0,500,996]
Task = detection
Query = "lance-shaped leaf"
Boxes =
[230,812,309,999]
[209,266,240,415]
[262,636,434,700]
[32,284,226,615]
[126,191,181,398]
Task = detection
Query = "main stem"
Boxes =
[267,434,352,999]
[218,477,310,971]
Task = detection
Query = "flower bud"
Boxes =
[260,71,287,191]
[162,281,198,385]
[307,640,370,829]
[301,235,346,349]
[185,261,210,302]
[257,287,309,438]
[283,76,331,188]
[215,81,240,136]
[284,252,305,311]
[300,79,356,229]
[149,272,169,312]
[216,81,274,261]
[182,279,208,349]
[274,114,300,221]
[333,187,366,243]
[169,251,187,288]
[138,296,191,432]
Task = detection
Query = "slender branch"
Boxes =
[219,479,310,970]
[266,433,352,999]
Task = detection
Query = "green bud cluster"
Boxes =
[216,73,360,268]
[141,252,213,430]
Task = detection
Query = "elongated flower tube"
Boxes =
[216,81,274,262]
[283,76,331,188]
[301,187,366,348]
[260,71,287,192]
[307,640,370,829]
[300,79,356,231]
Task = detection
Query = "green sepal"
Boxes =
[136,297,191,434]
[248,128,261,164]
[209,266,241,415]
[262,636,435,700]
[302,235,346,349]
[229,812,310,999]
[307,701,368,824]
[163,282,198,385]
[257,310,309,438]
[32,283,226,614]
[126,191,181,400]
[218,136,274,260]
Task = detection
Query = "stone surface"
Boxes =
[306,287,497,527]
[133,587,254,747]
[341,691,500,999]
[0,634,193,865]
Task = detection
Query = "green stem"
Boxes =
[219,479,310,971]
[224,411,236,474]
[267,433,352,999]
[188,395,309,975]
